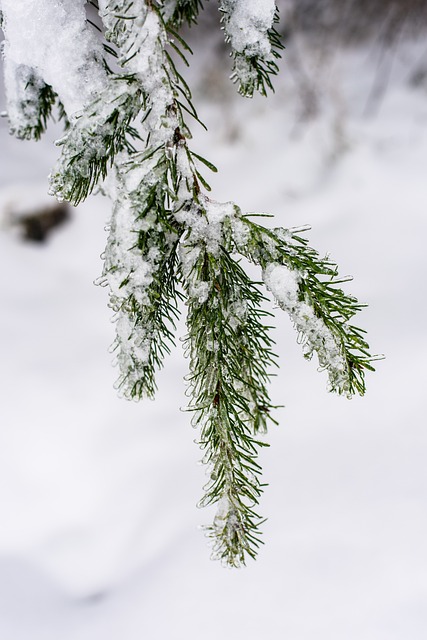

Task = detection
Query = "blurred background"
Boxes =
[0,1,426,638]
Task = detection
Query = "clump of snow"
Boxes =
[220,0,276,58]
[1,0,107,120]
[264,262,301,305]
[115,313,150,366]
[176,196,236,256]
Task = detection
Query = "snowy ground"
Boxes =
[1,35,427,640]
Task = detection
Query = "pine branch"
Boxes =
[101,153,182,399]
[5,65,56,141]
[238,218,377,397]
[93,2,376,563]
[163,0,205,27]
[111,240,182,399]
[50,1,208,204]
[183,241,276,566]
[175,196,377,563]
[219,2,284,97]
[56,100,71,132]
[50,79,144,205]
[1,0,379,567]
[21,79,56,141]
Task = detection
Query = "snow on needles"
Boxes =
[99,0,178,146]
[263,263,350,396]
[0,0,106,121]
[220,0,276,58]
[219,0,277,91]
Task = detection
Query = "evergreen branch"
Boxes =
[219,3,284,97]
[1,0,379,567]
[56,99,71,132]
[70,0,375,564]
[21,78,56,140]
[102,153,183,399]
[6,66,56,141]
[50,0,207,207]
[183,238,277,566]
[239,217,376,397]
[49,80,144,204]
[162,0,205,27]
[112,241,181,399]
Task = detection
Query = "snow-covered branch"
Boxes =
[0,0,377,566]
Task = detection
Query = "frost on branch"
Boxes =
[1,0,106,125]
[0,62,56,140]
[219,0,284,96]
[0,0,378,566]
[99,0,178,144]
[99,152,181,400]
[264,263,352,396]
[161,0,204,27]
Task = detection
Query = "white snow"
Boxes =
[1,0,107,119]
[177,196,237,260]
[220,0,277,89]
[264,262,301,304]
[99,0,179,146]
[263,262,349,394]
[1,26,427,640]
[220,0,276,56]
